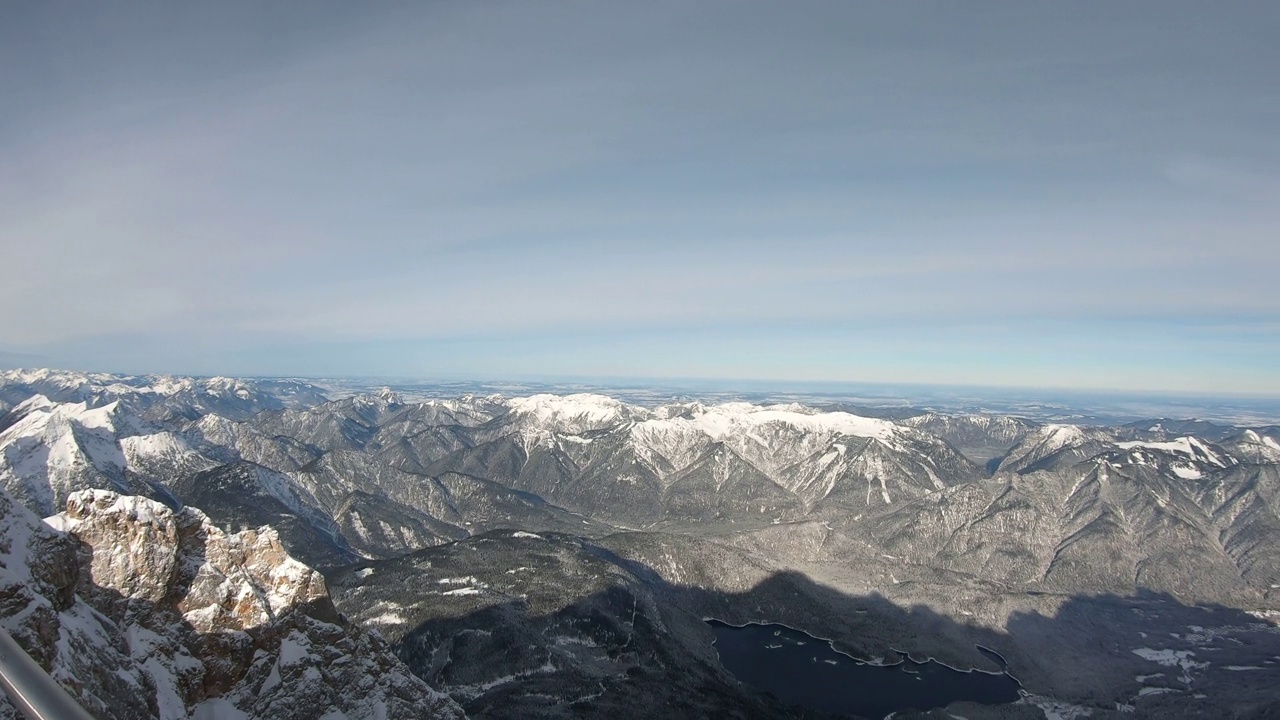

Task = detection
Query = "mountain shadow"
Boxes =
[326,530,1280,720]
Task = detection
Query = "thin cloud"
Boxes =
[1,1,1277,392]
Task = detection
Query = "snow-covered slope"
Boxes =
[1111,436,1232,479]
[0,396,149,514]
[1220,429,1280,464]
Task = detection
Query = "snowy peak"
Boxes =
[1115,436,1229,467]
[1218,429,1280,464]
[509,392,644,424]
[1042,423,1086,449]
[1234,428,1280,451]
[996,423,1117,473]
[0,397,149,515]
[505,393,649,441]
[0,395,132,439]
[195,375,255,399]
[658,402,901,442]
[999,422,1241,480]
[120,429,193,460]
[352,388,404,414]
[624,402,894,472]
[6,392,56,417]
[374,386,403,404]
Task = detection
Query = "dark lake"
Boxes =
[707,620,1022,718]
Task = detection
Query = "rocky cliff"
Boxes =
[0,488,464,719]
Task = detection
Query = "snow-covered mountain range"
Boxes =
[1,369,1279,719]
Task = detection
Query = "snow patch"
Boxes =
[1041,424,1085,450]
[192,699,250,720]
[1018,693,1092,719]
[1132,647,1207,684]
[367,612,408,625]
[1116,437,1225,466]
[41,514,77,533]
[1137,687,1174,696]
[277,631,316,666]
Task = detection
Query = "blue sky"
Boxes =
[1,2,1277,393]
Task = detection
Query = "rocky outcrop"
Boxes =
[60,489,334,632]
[0,488,465,719]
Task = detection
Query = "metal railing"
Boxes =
[0,627,96,720]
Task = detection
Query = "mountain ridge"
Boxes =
[2,369,1279,718]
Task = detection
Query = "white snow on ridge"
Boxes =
[508,394,639,422]
[0,397,124,441]
[507,394,647,440]
[1038,424,1085,450]
[740,408,897,439]
[0,397,145,515]
[8,394,55,416]
[505,395,900,441]
[636,403,899,442]
[1116,437,1225,466]
[508,395,903,457]
[120,432,192,459]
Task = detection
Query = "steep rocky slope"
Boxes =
[0,488,464,719]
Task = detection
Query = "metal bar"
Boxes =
[0,626,97,720]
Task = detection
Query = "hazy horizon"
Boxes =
[7,363,1280,406]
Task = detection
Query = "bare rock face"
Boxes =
[0,488,466,720]
[62,489,332,632]
[0,490,157,720]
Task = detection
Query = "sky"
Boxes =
[1,1,1277,394]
